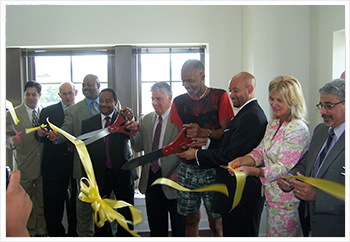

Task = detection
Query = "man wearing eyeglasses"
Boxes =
[6,81,47,236]
[277,79,345,237]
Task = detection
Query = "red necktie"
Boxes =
[151,116,162,173]
[105,116,113,169]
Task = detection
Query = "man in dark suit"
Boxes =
[130,82,186,236]
[177,72,267,236]
[36,82,77,236]
[81,88,136,237]
[278,79,345,237]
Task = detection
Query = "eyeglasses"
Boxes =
[316,100,344,110]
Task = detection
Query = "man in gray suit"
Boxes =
[278,79,345,237]
[130,82,186,236]
[6,81,46,236]
[57,74,101,236]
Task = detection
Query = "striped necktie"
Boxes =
[32,109,39,127]
[151,116,162,173]
[313,127,335,176]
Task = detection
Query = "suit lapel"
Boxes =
[16,104,31,128]
[306,127,329,176]
[316,132,345,178]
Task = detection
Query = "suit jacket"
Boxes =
[290,123,345,237]
[6,103,44,180]
[81,111,136,190]
[131,111,181,200]
[197,100,268,216]
[60,99,91,180]
[35,102,73,180]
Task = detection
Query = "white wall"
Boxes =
[5,4,345,130]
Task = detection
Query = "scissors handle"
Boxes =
[161,127,192,156]
[108,111,140,135]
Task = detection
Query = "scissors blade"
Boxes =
[83,128,110,145]
[121,149,163,170]
[76,128,107,141]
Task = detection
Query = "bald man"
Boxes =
[36,82,78,236]
[177,72,267,236]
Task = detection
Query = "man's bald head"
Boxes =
[229,72,256,108]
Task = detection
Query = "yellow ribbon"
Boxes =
[25,124,46,134]
[151,177,229,196]
[46,118,142,236]
[284,175,345,202]
[6,99,20,125]
[220,166,246,212]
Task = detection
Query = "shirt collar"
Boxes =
[24,103,39,113]
[85,97,99,106]
[101,110,115,121]
[332,122,345,141]
[158,108,170,120]
[236,98,257,115]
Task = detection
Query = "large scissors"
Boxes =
[121,127,192,170]
[76,111,140,145]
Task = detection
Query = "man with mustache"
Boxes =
[36,82,78,236]
[278,79,345,237]
[81,88,137,237]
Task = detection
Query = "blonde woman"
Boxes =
[228,75,309,236]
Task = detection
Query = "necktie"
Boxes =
[151,116,162,173]
[313,127,335,176]
[32,109,39,127]
[91,101,99,116]
[104,117,113,169]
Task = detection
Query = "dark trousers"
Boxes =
[94,168,134,237]
[43,174,71,237]
[66,176,77,237]
[145,169,186,237]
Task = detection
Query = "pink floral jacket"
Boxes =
[248,118,309,205]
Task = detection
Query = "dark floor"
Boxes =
[139,230,212,237]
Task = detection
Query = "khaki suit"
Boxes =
[6,103,46,236]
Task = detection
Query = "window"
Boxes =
[23,49,113,107]
[134,47,205,116]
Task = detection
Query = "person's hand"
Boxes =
[228,158,241,168]
[6,171,32,237]
[290,172,316,202]
[37,126,49,137]
[121,107,134,121]
[176,148,196,160]
[12,131,22,147]
[190,137,208,147]
[125,121,140,134]
[183,123,207,138]
[235,165,255,177]
[277,176,294,192]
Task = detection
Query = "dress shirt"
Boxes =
[24,103,40,124]
[153,108,170,167]
[85,97,100,117]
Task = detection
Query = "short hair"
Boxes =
[319,79,345,101]
[83,74,100,84]
[100,88,117,101]
[269,75,308,123]
[150,82,172,98]
[24,80,42,94]
[59,82,75,93]
[181,59,204,72]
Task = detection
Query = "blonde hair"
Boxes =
[269,75,308,123]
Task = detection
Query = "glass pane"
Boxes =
[172,81,187,99]
[171,53,201,81]
[72,55,108,83]
[141,82,155,116]
[39,84,61,108]
[141,54,170,81]
[35,56,71,83]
